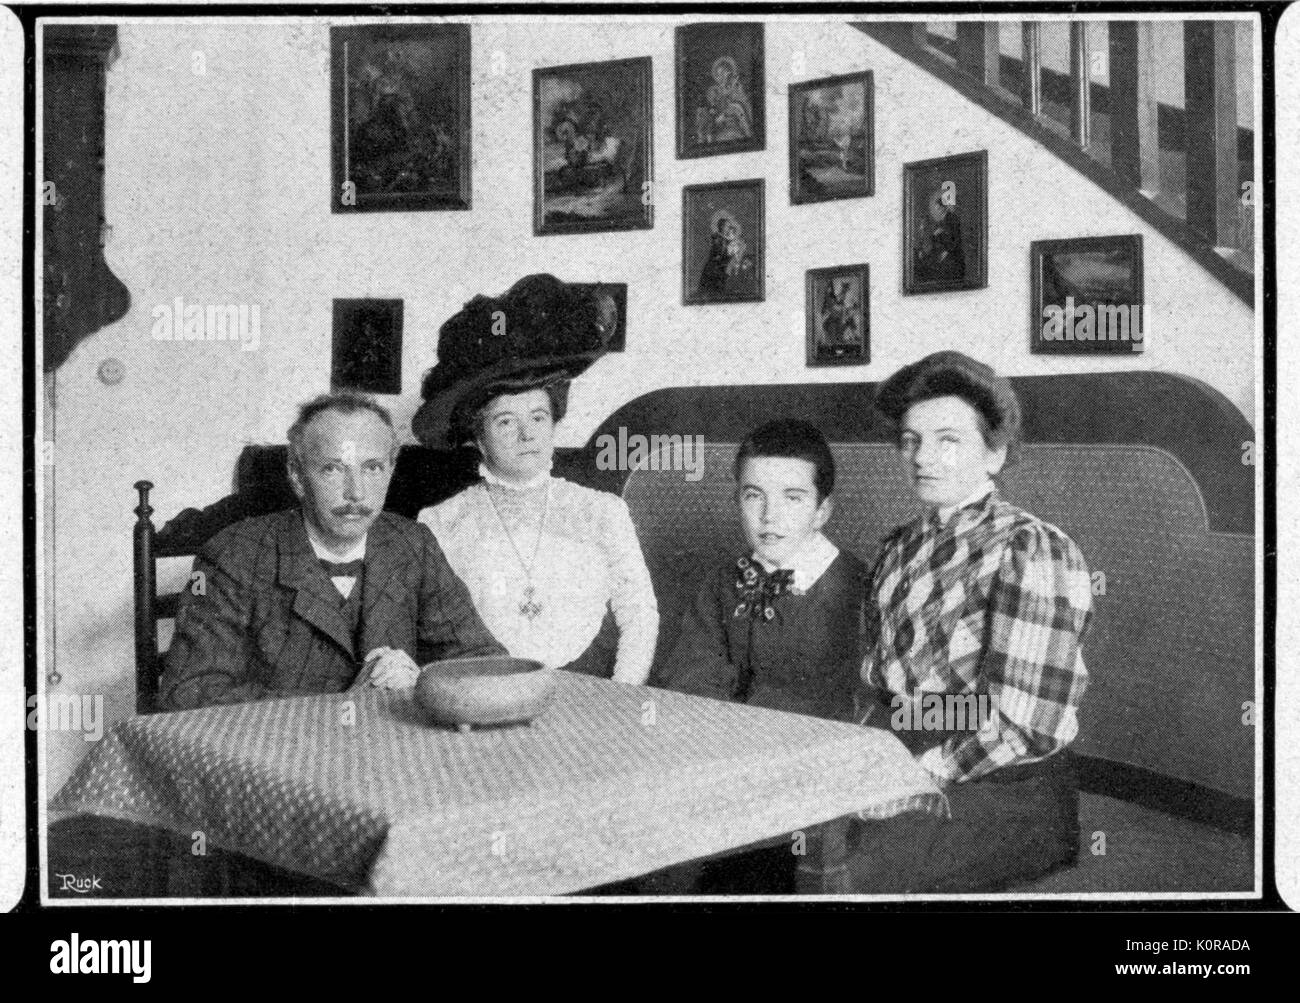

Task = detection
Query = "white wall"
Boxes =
[45,16,1255,788]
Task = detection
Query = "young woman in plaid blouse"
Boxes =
[849,352,1094,893]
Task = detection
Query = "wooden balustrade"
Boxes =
[863,19,1254,274]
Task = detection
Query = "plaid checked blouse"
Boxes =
[862,489,1093,785]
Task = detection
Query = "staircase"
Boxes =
[856,20,1255,304]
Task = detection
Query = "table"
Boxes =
[51,673,946,897]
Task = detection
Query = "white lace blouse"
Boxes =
[417,470,659,684]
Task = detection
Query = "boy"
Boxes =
[658,419,868,722]
[645,419,867,894]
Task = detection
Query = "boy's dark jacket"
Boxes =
[655,548,868,721]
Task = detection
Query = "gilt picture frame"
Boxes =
[534,56,654,236]
[1031,235,1145,354]
[789,71,874,204]
[902,150,988,294]
[682,179,765,305]
[330,24,471,213]
[806,264,869,366]
[676,22,765,159]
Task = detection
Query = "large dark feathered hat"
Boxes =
[413,274,617,449]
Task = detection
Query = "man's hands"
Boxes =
[362,647,421,689]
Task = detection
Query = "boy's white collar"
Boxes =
[751,531,839,592]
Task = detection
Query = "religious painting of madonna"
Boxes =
[902,150,988,294]
[330,24,471,213]
[682,179,765,305]
[675,22,765,159]
[533,57,654,235]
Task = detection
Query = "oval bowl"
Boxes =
[413,656,556,730]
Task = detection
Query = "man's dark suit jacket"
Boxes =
[159,508,506,710]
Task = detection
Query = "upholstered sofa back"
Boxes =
[622,439,1254,800]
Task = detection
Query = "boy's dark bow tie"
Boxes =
[733,558,795,621]
[319,558,364,578]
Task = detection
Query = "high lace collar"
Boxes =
[479,461,553,492]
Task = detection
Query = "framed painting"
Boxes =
[675,22,765,159]
[533,56,654,236]
[570,282,628,351]
[330,24,471,213]
[682,179,765,305]
[790,71,874,204]
[902,150,988,294]
[1031,235,1145,354]
[806,265,869,366]
[331,298,403,395]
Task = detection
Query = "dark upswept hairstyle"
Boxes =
[456,375,569,447]
[286,390,398,473]
[873,351,1022,468]
[733,419,836,503]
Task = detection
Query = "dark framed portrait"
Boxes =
[675,22,765,159]
[331,298,403,395]
[682,179,765,305]
[330,24,471,213]
[806,265,869,366]
[533,57,654,236]
[570,282,628,351]
[789,71,874,204]
[1031,235,1145,354]
[902,150,988,294]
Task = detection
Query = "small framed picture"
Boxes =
[789,71,874,204]
[806,265,869,366]
[903,150,988,294]
[682,179,765,305]
[533,56,654,236]
[330,24,471,213]
[1031,235,1145,354]
[332,298,403,395]
[675,22,765,159]
[570,282,628,352]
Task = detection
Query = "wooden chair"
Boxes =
[132,479,199,894]
[132,479,192,715]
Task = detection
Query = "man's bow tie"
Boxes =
[319,558,364,578]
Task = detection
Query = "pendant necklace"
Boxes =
[485,479,551,623]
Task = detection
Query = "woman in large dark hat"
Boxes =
[848,351,1094,892]
[413,274,658,683]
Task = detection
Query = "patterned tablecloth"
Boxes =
[52,673,945,897]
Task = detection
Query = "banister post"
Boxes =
[1069,22,1092,149]
[1021,22,1042,116]
[1109,21,1161,194]
[1184,21,1241,248]
[956,22,999,86]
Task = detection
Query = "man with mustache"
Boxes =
[159,391,505,710]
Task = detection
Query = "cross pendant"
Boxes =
[519,583,543,622]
